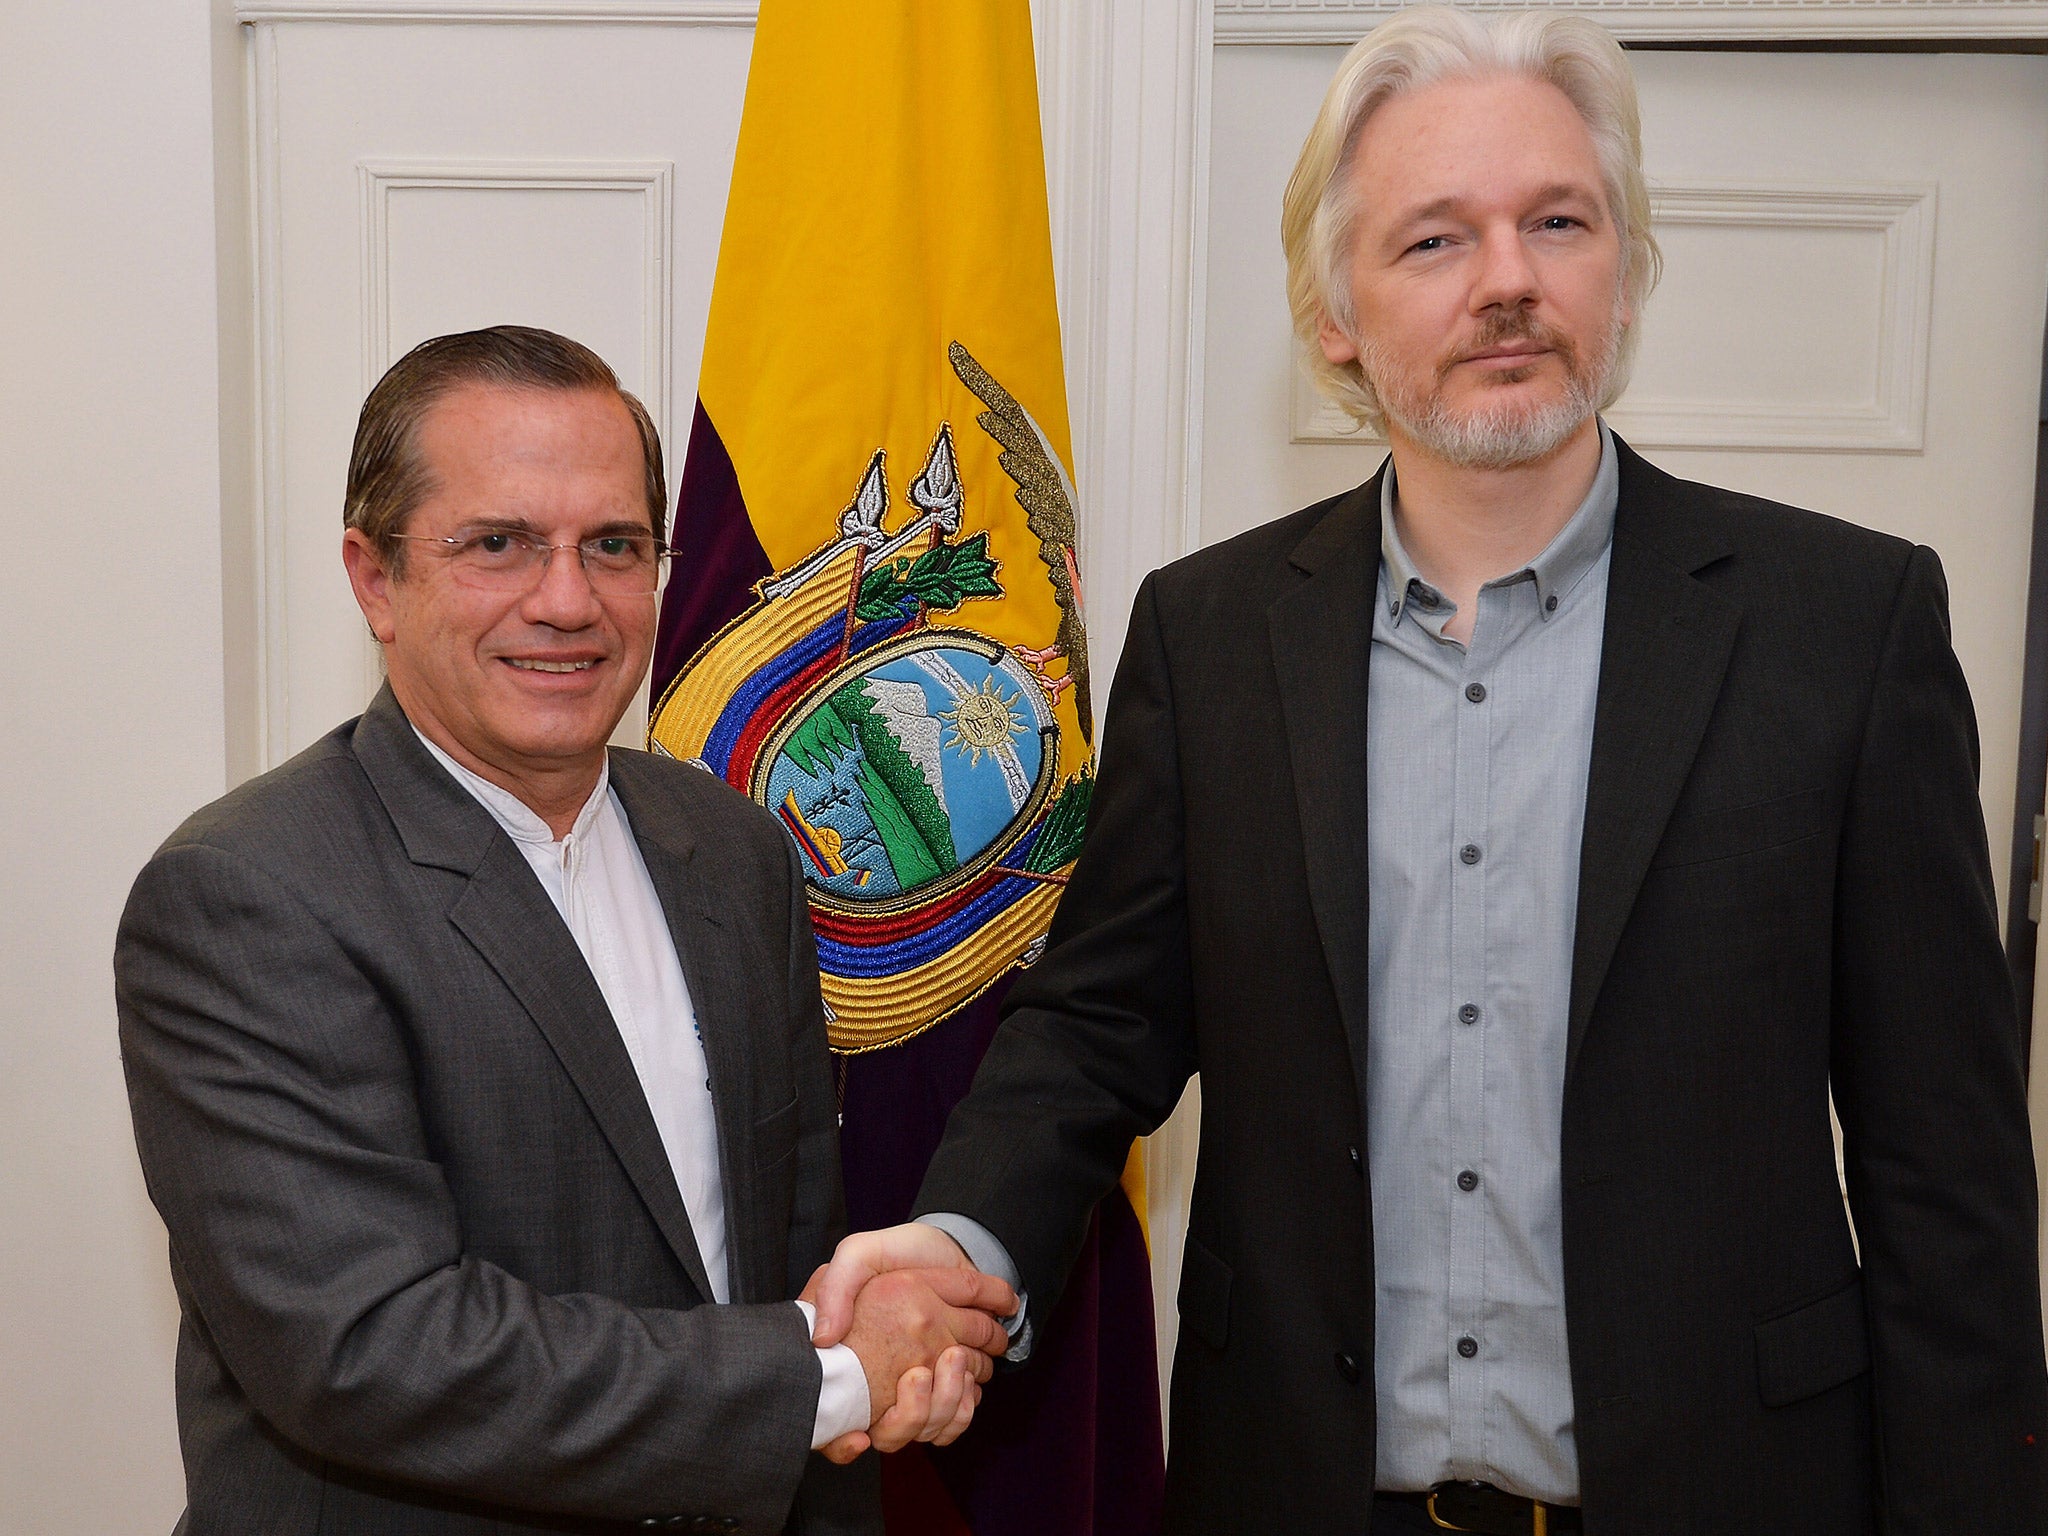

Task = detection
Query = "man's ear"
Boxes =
[1317,308,1361,367]
[342,529,399,645]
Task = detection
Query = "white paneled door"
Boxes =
[250,18,753,763]
[1202,47,2048,907]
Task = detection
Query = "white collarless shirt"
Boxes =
[416,732,867,1445]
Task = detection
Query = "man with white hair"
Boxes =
[806,9,2048,1532]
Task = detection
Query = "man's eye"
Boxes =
[1409,236,1447,254]
[465,531,523,559]
[1540,216,1581,231]
[585,535,651,569]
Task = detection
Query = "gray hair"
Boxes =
[345,325,666,572]
[1280,6,1661,431]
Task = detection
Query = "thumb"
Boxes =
[807,1248,879,1347]
[798,1263,829,1306]
[819,1430,871,1465]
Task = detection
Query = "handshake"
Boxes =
[800,1222,1018,1465]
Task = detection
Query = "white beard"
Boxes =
[1360,295,1628,471]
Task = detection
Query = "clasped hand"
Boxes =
[800,1224,1016,1464]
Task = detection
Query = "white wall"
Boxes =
[0,1,240,1527]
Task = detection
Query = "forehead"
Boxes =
[1346,72,1606,221]
[412,381,646,523]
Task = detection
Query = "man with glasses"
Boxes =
[115,327,1011,1535]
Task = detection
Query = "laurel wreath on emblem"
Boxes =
[649,344,1093,1052]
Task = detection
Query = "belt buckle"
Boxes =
[1424,1484,1549,1536]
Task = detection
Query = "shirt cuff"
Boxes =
[795,1300,871,1448]
[914,1213,1034,1362]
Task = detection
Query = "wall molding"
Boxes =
[250,23,290,766]
[240,0,2048,40]
[1293,180,1938,454]
[1032,0,1215,1406]
[1035,0,1213,677]
[1215,0,2048,44]
[238,0,754,22]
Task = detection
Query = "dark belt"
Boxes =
[1376,1482,1582,1535]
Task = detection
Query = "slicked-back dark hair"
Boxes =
[345,325,666,572]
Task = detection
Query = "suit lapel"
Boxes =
[611,757,768,1306]
[352,690,715,1301]
[447,856,716,1301]
[1269,476,1383,1108]
[1567,443,1742,1080]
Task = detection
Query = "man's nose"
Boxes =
[1470,226,1540,313]
[520,543,605,624]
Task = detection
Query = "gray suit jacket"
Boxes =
[117,686,877,1536]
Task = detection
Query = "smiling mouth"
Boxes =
[506,658,598,673]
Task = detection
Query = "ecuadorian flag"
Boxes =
[648,4,1163,1530]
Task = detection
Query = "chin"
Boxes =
[1385,366,1598,470]
[498,703,626,761]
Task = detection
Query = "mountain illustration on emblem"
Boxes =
[768,649,1052,899]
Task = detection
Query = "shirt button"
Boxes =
[1464,682,1486,703]
[1546,594,1559,612]
[1459,843,1482,865]
[1457,1336,1479,1359]
[1457,1169,1479,1192]
[1458,1002,1481,1025]
[1336,1349,1363,1384]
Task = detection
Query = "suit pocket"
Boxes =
[1178,1234,1233,1351]
[1651,787,1826,871]
[753,1094,800,1171]
[1755,1275,1870,1407]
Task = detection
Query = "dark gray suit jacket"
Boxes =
[917,439,2048,1534]
[117,687,877,1535]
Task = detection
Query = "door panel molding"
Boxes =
[251,22,288,765]
[238,1,755,22]
[1290,181,1938,453]
[1215,0,2048,45]
[236,0,2048,38]
[356,159,674,422]
[351,157,675,702]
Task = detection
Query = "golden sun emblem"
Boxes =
[941,678,1026,765]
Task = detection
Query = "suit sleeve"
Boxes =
[1829,544,2048,1530]
[915,571,1201,1326]
[116,838,831,1533]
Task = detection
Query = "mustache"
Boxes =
[1441,312,1578,377]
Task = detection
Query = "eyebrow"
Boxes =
[460,515,655,539]
[1388,182,1608,234]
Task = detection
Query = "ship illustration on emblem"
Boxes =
[649,343,1093,1053]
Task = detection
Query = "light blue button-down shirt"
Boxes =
[925,431,1620,1477]
[1366,425,1618,1503]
